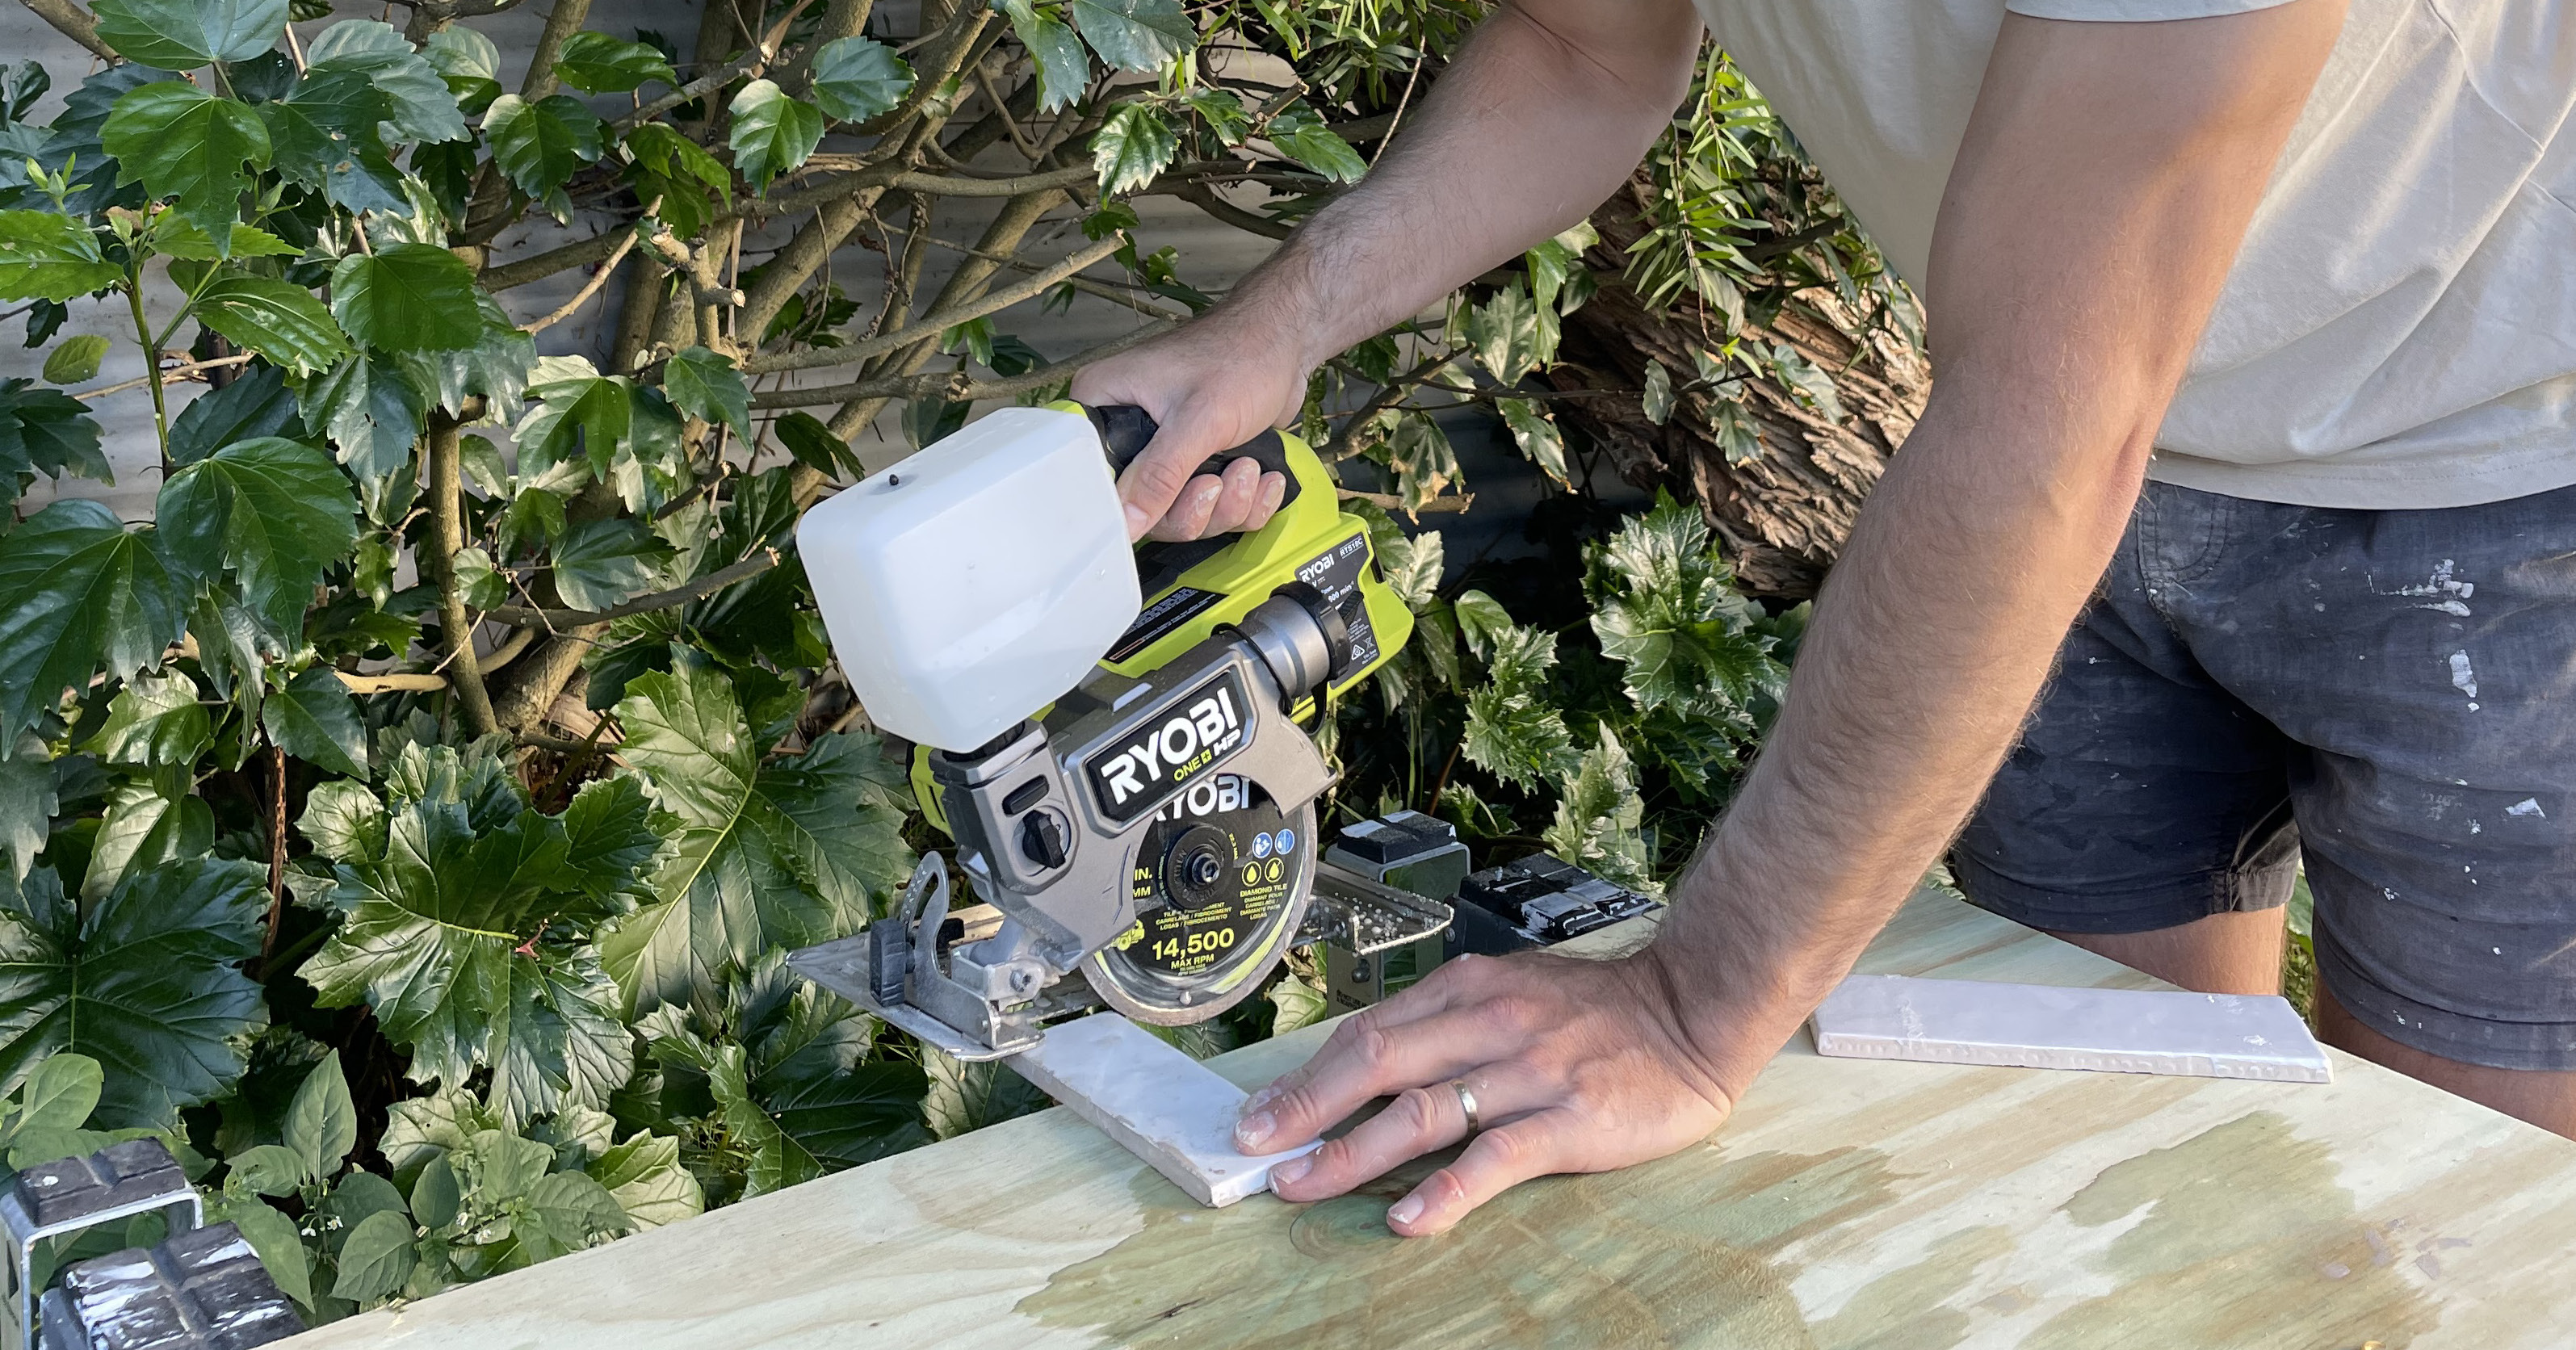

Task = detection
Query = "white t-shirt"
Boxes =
[1694,0,2576,509]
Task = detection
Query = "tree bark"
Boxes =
[1544,182,1931,600]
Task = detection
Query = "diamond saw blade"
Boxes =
[1083,772,1315,1025]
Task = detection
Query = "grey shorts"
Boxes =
[1954,477,2576,1072]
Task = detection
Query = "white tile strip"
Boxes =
[1810,974,2331,1083]
[1010,1013,1324,1206]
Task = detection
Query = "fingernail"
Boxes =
[1123,502,1152,537]
[1244,1085,1278,1113]
[1269,1156,1310,1190]
[1387,1196,1424,1229]
[1235,1111,1274,1150]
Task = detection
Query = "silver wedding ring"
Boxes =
[1450,1078,1481,1134]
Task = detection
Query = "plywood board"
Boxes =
[283,889,2576,1349]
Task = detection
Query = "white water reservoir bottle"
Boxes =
[795,406,1142,752]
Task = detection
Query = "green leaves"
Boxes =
[301,750,652,1126]
[0,1052,106,1171]
[192,275,351,377]
[1586,493,1778,721]
[0,501,184,744]
[331,1209,416,1301]
[1496,398,1569,485]
[771,411,865,480]
[1539,726,1653,891]
[808,36,914,122]
[43,334,110,384]
[1465,282,1544,386]
[553,33,677,94]
[0,211,118,302]
[283,1050,359,1182]
[1071,0,1196,71]
[330,243,484,352]
[726,80,823,191]
[262,668,370,779]
[1265,103,1366,183]
[0,859,268,1129]
[304,19,468,145]
[0,379,109,500]
[81,669,211,767]
[302,351,426,484]
[661,346,749,437]
[1005,0,1089,112]
[484,93,606,215]
[549,518,671,612]
[155,436,360,638]
[100,84,272,247]
[260,68,406,215]
[601,667,911,1013]
[1091,101,1177,195]
[91,0,287,69]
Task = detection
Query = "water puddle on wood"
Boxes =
[2020,1109,2440,1349]
[1015,1143,1903,1348]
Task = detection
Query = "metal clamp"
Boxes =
[3,1139,200,1350]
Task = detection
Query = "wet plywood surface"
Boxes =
[287,889,2576,1349]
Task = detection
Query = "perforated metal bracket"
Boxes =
[2,1139,201,1350]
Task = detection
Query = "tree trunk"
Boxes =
[1545,180,1932,600]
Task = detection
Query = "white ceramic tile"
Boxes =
[1809,974,2331,1083]
[1009,1013,1323,1206]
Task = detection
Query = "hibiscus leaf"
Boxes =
[262,666,370,780]
[99,83,272,249]
[90,0,287,69]
[191,275,351,376]
[482,93,605,211]
[1070,0,1195,71]
[0,501,185,744]
[1090,100,1176,195]
[726,79,822,191]
[330,243,483,351]
[808,36,913,122]
[659,346,748,437]
[155,436,359,639]
[0,211,118,303]
[552,32,678,94]
[549,517,671,613]
[304,19,468,145]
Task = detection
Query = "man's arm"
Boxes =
[1235,1,2347,1235]
[1069,0,1700,539]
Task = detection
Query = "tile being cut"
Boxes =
[1810,974,2331,1083]
[1009,1012,1322,1207]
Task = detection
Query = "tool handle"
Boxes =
[1085,405,1303,509]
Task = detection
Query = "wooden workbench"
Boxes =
[287,888,2576,1349]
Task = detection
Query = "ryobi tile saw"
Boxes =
[786,403,1442,1059]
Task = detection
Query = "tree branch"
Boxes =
[521,226,640,333]
[742,232,1126,375]
[488,549,782,628]
[426,415,501,736]
[753,319,1170,411]
[516,0,594,102]
[21,0,115,61]
[479,226,632,291]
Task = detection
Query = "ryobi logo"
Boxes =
[1084,669,1252,824]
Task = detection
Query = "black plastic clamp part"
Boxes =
[1085,405,1304,509]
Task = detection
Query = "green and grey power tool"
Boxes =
[787,403,1414,1059]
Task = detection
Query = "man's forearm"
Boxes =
[1215,0,1700,366]
[1647,4,2347,1100]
